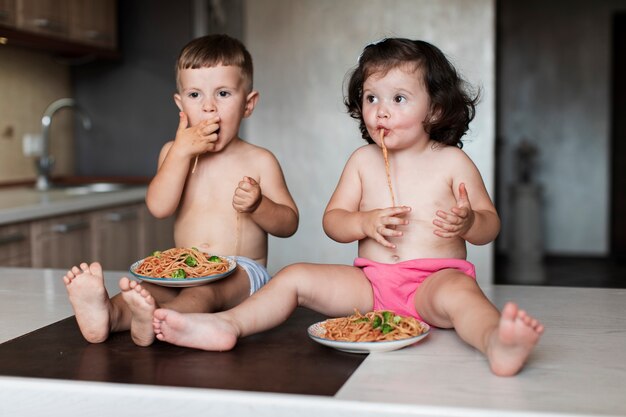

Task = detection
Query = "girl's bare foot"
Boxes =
[119,277,158,347]
[488,302,544,376]
[63,262,112,343]
[153,309,238,351]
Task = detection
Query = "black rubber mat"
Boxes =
[0,308,365,395]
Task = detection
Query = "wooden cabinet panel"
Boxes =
[31,212,91,268]
[90,203,142,271]
[139,205,175,255]
[2,201,174,270]
[68,0,116,49]
[0,0,16,27]
[0,222,31,267]
[16,0,70,39]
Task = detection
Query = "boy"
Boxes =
[63,34,299,347]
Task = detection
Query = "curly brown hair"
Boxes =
[344,38,479,148]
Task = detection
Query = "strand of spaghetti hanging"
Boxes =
[380,128,396,207]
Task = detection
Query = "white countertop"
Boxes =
[0,267,624,417]
[0,186,147,225]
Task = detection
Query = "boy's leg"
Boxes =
[158,266,252,313]
[63,262,135,342]
[414,269,543,376]
[152,263,373,351]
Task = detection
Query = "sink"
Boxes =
[49,182,138,195]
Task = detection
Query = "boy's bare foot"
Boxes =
[488,302,544,376]
[153,309,238,351]
[63,262,111,343]
[119,277,157,347]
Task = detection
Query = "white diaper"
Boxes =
[235,256,271,295]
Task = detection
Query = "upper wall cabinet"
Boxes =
[0,0,118,60]
[0,0,16,27]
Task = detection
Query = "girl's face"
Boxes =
[174,65,257,151]
[361,65,431,150]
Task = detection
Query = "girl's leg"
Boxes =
[414,270,543,376]
[153,263,373,351]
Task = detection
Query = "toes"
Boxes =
[119,277,131,290]
[153,308,168,321]
[90,262,103,277]
[71,266,82,275]
[79,262,90,272]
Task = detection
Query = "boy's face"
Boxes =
[361,65,431,150]
[174,65,258,150]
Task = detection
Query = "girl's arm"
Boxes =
[433,150,500,245]
[323,149,409,247]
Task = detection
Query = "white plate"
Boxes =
[129,256,237,287]
[307,320,430,353]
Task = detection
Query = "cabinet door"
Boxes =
[31,213,91,268]
[139,205,175,255]
[90,204,142,271]
[68,0,116,49]
[0,223,31,267]
[16,0,70,38]
[0,0,16,27]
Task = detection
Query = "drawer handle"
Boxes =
[32,18,64,33]
[51,220,89,234]
[104,211,138,222]
[0,232,26,246]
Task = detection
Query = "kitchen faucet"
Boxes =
[36,98,92,191]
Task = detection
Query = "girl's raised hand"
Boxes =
[362,206,411,248]
[233,176,262,213]
[173,112,220,157]
[433,183,475,238]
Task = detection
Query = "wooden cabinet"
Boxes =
[0,0,118,58]
[16,0,70,39]
[1,202,175,270]
[139,205,176,256]
[0,222,31,267]
[68,0,116,49]
[0,0,16,27]
[90,203,142,271]
[31,212,91,269]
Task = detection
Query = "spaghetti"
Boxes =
[133,247,230,279]
[380,129,396,206]
[321,310,427,342]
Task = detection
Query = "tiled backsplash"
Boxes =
[0,46,74,184]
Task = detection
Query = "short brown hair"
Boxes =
[176,34,254,92]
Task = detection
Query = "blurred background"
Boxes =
[1,0,624,287]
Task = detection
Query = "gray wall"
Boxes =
[498,0,626,256]
[73,0,193,177]
[72,0,496,284]
[243,0,496,284]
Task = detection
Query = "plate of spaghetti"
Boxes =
[307,310,430,353]
[129,247,236,287]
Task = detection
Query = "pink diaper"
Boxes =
[354,257,476,322]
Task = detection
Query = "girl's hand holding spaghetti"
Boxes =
[433,183,475,238]
[233,176,262,213]
[361,206,410,248]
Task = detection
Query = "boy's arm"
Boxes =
[145,141,190,218]
[236,152,298,237]
[146,113,219,218]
